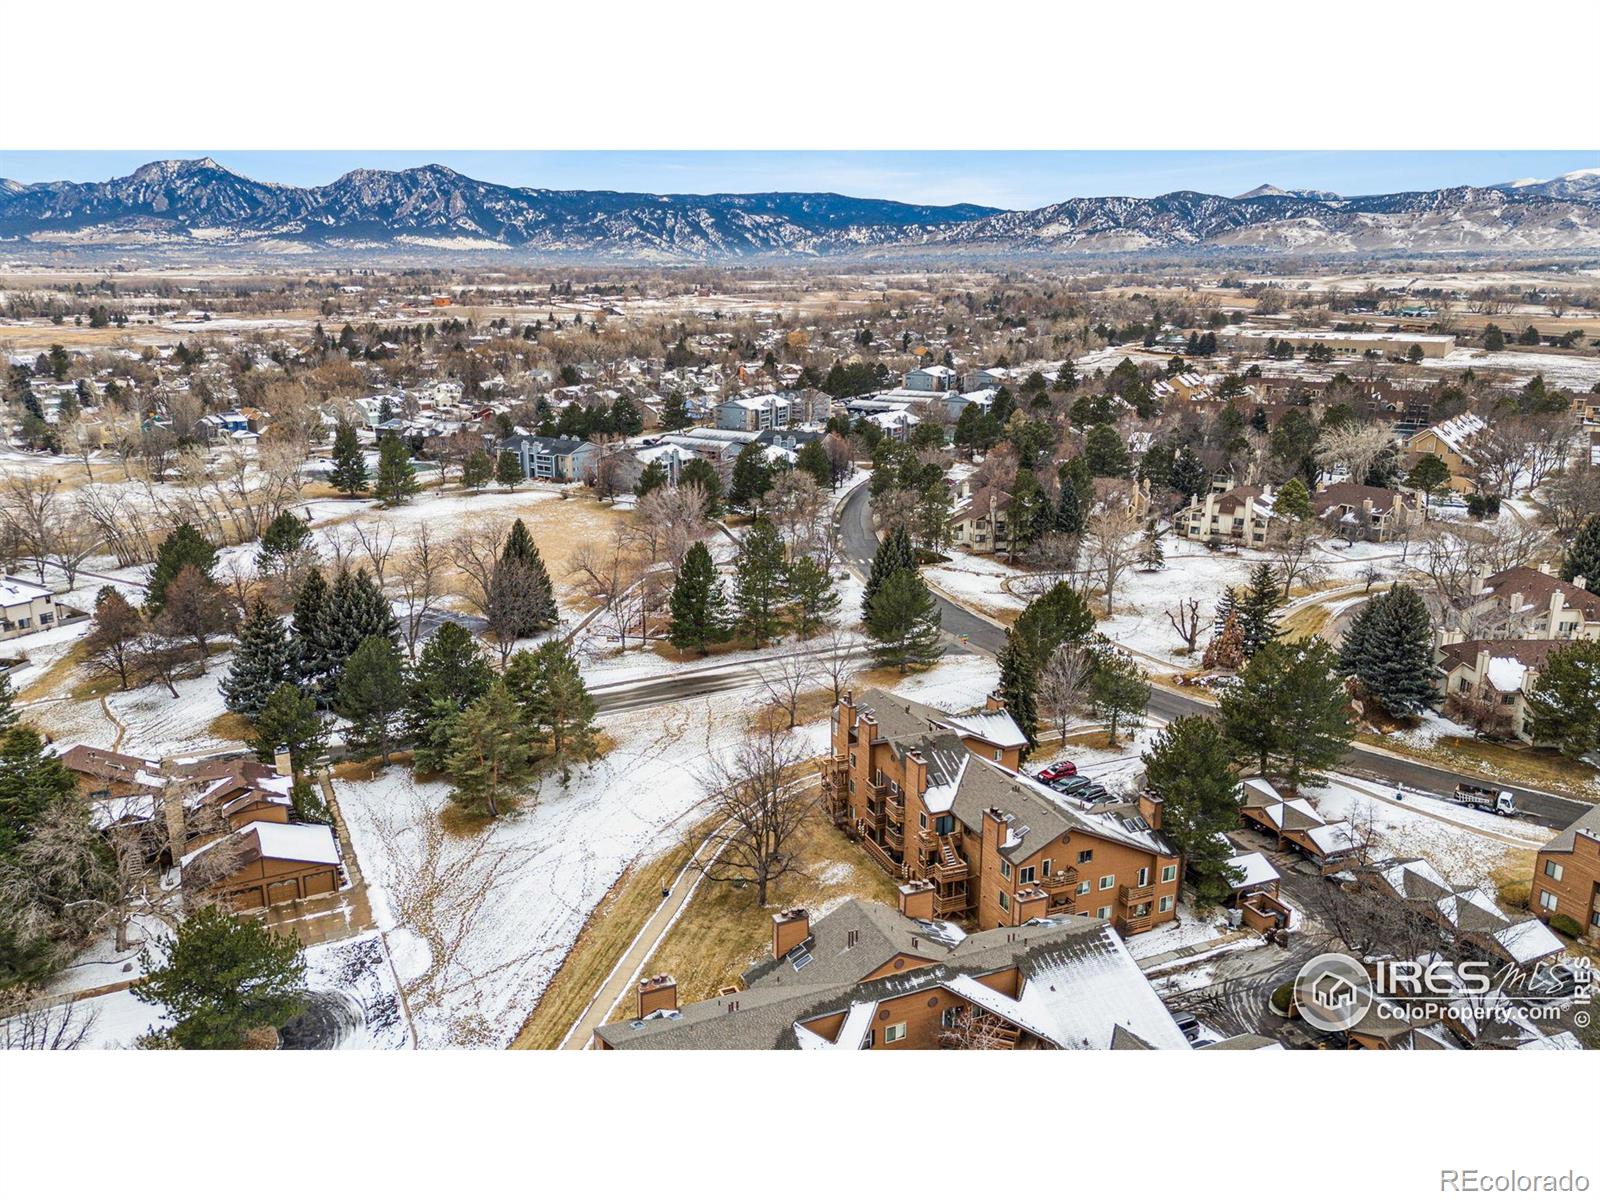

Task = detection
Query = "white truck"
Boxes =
[1452,782,1517,815]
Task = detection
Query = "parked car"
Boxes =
[1051,777,1096,796]
[1037,761,1077,782]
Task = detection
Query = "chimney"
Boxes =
[273,744,294,779]
[772,908,810,960]
[1575,576,1589,593]
[637,974,677,1019]
[1137,790,1164,831]
[899,880,936,921]
[983,691,1004,714]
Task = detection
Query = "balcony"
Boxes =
[858,829,907,880]
[884,792,904,823]
[933,888,969,917]
[1116,912,1154,937]
[1119,883,1155,906]
[884,823,905,851]
[1040,869,1079,896]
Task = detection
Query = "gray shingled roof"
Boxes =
[1540,802,1600,856]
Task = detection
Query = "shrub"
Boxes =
[1270,982,1295,1014]
[1549,913,1583,939]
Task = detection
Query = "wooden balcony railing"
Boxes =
[1120,883,1155,906]
[1116,912,1154,937]
[1040,869,1079,895]
[933,889,970,917]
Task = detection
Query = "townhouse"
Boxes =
[1237,777,1359,872]
[1357,858,1565,968]
[499,434,599,482]
[714,392,793,432]
[1,576,64,641]
[1310,482,1420,543]
[822,689,1181,937]
[592,898,1193,1050]
[1531,803,1600,945]
[1175,479,1278,547]
[1450,565,1600,642]
[1404,412,1486,495]
[1436,638,1565,742]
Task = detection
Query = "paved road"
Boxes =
[589,645,879,716]
[836,481,1592,829]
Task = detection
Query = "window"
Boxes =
[884,1023,907,1044]
[864,1029,875,1049]
[935,815,955,835]
[999,891,1010,912]
[1041,858,1052,878]
[941,1006,963,1030]
[1159,895,1174,913]
[1099,874,1115,891]
[994,749,1002,761]
[1539,891,1558,911]
[1137,867,1150,887]
[1019,866,1036,885]
[1544,861,1564,882]
[1096,906,1111,919]
[1077,850,1094,865]
[1161,865,1178,883]
[1077,881,1091,896]
[1000,861,1012,880]
[919,812,927,829]
[848,752,856,768]
[848,778,855,794]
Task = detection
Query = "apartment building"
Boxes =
[1310,483,1420,543]
[592,898,1192,1050]
[822,689,1181,937]
[1,576,63,641]
[1436,638,1565,742]
[1532,804,1600,946]
[1175,479,1278,547]
[1404,413,1486,494]
[1451,566,1600,642]
[714,392,793,432]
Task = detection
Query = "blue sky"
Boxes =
[2,150,1596,210]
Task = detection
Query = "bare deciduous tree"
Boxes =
[1036,641,1096,745]
[757,655,817,730]
[1081,506,1143,616]
[693,723,816,907]
[1165,597,1205,654]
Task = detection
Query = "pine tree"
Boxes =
[1337,598,1377,679]
[334,635,408,765]
[146,523,217,615]
[405,621,494,771]
[248,683,328,777]
[221,599,295,717]
[328,422,368,496]
[668,541,732,654]
[796,439,832,489]
[1220,638,1352,786]
[374,436,418,507]
[997,634,1039,749]
[290,569,334,691]
[1054,472,1085,536]
[865,568,942,672]
[1564,515,1600,587]
[1406,453,1451,509]
[1349,585,1435,718]
[507,642,599,785]
[1084,424,1131,477]
[1088,648,1150,746]
[496,449,525,491]
[1010,581,1096,672]
[1524,641,1600,761]
[1169,445,1208,500]
[1273,477,1313,521]
[133,906,307,1049]
[1237,563,1283,658]
[320,569,400,694]
[446,681,536,817]
[0,673,16,735]
[863,524,916,623]
[1138,523,1165,570]
[1142,716,1243,904]
[461,449,493,492]
[634,460,669,497]
[497,520,558,634]
[0,725,77,859]
[662,390,692,431]
[733,519,788,647]
[678,457,723,517]
[254,511,314,581]
[728,441,771,512]
[786,555,840,639]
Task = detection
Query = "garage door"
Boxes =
[266,879,301,906]
[301,870,338,899]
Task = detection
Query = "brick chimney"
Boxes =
[273,744,294,779]
[983,691,1004,713]
[899,880,936,921]
[637,974,677,1019]
[1137,790,1164,831]
[772,908,810,960]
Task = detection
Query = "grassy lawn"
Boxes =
[1279,602,1331,642]
[603,800,902,1022]
[1359,732,1600,799]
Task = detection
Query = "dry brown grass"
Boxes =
[1280,603,1331,643]
[608,804,902,1019]
[1491,848,1537,913]
[206,710,256,744]
[16,641,88,703]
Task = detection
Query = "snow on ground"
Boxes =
[1123,903,1232,961]
[924,551,1029,618]
[105,657,236,758]
[1388,710,1479,751]
[1424,348,1600,391]
[1306,774,1552,890]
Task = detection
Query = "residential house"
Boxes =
[822,690,1181,937]
[1531,804,1600,946]
[1175,480,1278,547]
[1451,566,1600,642]
[961,366,1010,392]
[1311,483,1420,543]
[1436,638,1565,742]
[903,364,958,393]
[1237,778,1358,872]
[1405,413,1486,495]
[499,434,599,482]
[1,576,63,641]
[592,898,1189,1050]
[1358,858,1565,968]
[714,393,793,432]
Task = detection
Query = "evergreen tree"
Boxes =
[661,390,692,431]
[446,681,536,817]
[1406,453,1451,509]
[1142,716,1243,904]
[1053,471,1085,536]
[146,523,217,615]
[863,524,916,623]
[1169,445,1208,500]
[1237,563,1283,658]
[634,459,669,497]
[865,568,942,672]
[728,441,771,512]
[254,511,314,581]
[460,449,493,492]
[249,683,328,777]
[132,906,307,1049]
[320,569,400,694]
[785,555,840,639]
[0,673,16,735]
[668,541,732,654]
[796,439,832,489]
[1010,581,1096,672]
[334,635,408,765]
[1006,468,1051,558]
[290,569,334,691]
[733,519,789,647]
[1347,585,1435,718]
[221,599,294,717]
[1084,424,1131,477]
[997,635,1040,750]
[328,422,368,496]
[374,435,418,507]
[1088,648,1150,746]
[495,449,525,490]
[1524,641,1600,761]
[1563,515,1600,586]
[498,519,558,633]
[405,622,494,771]
[0,724,77,859]
[1220,638,1352,786]
[678,457,724,517]
[1138,523,1165,570]
[1273,477,1313,521]
[507,642,600,785]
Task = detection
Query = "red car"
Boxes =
[1036,761,1077,782]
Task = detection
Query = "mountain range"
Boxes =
[3,158,1599,260]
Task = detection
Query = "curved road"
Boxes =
[836,480,1591,828]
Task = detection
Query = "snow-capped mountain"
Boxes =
[1,158,1597,259]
